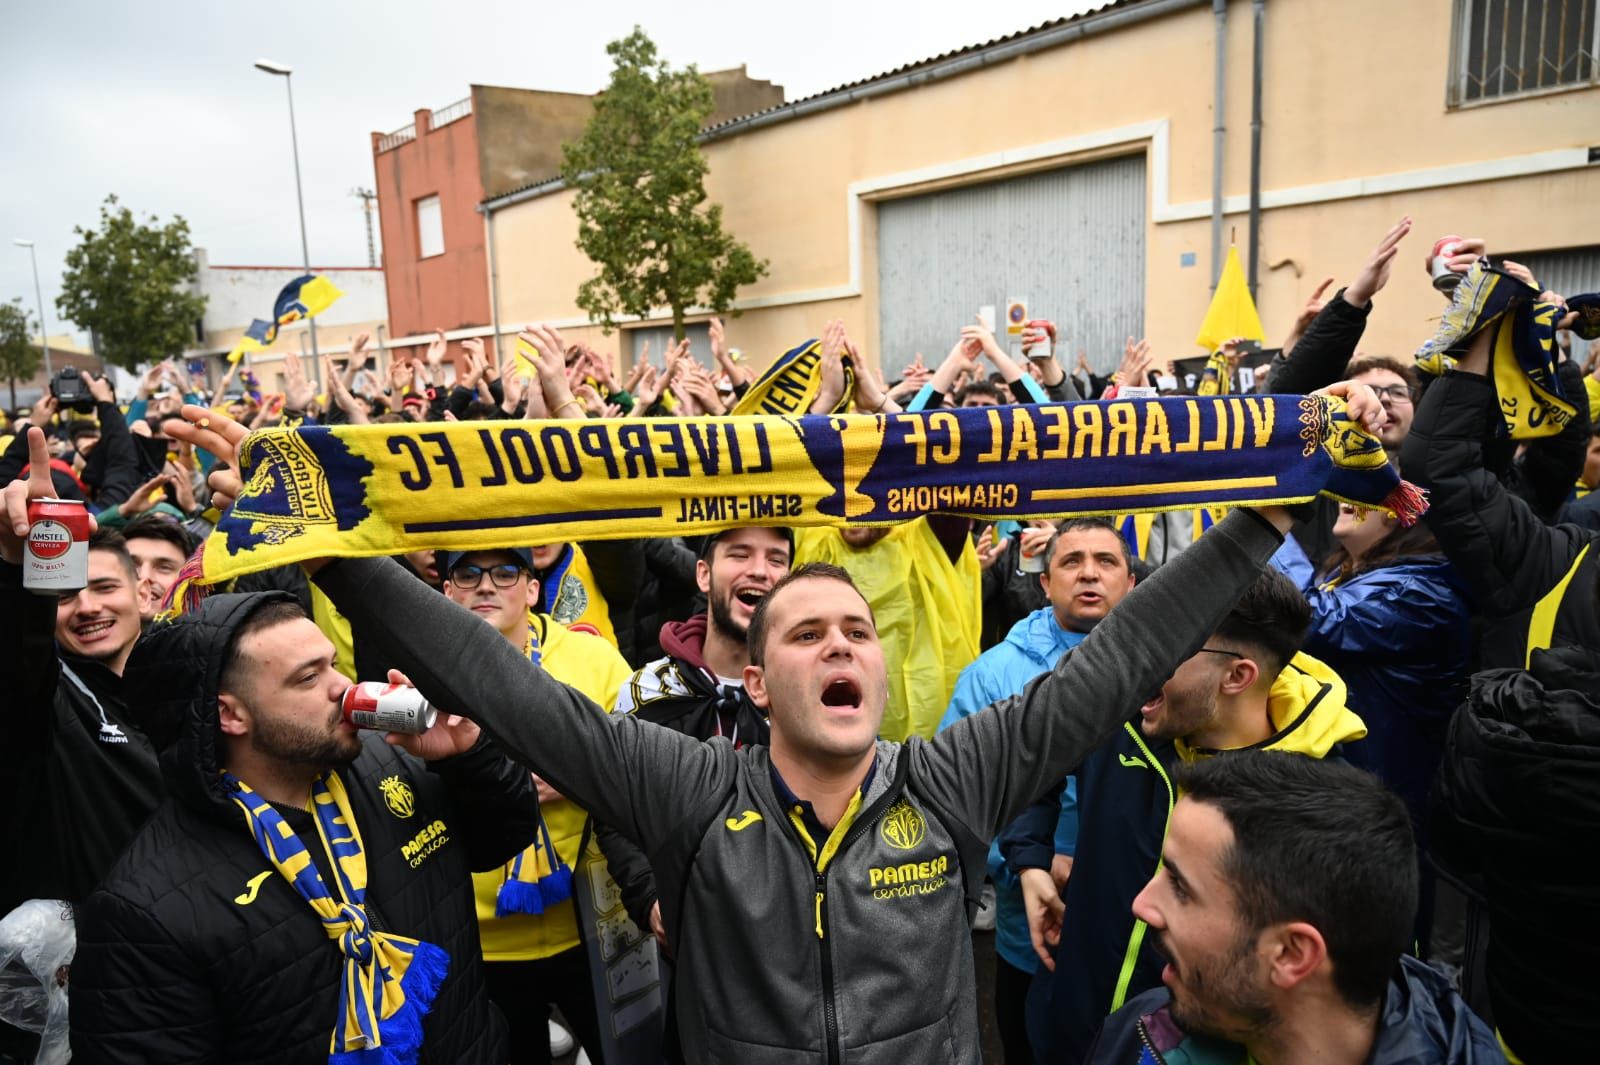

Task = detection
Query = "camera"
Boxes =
[50,366,96,413]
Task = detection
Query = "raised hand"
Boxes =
[1344,216,1412,308]
[811,319,848,413]
[424,329,448,371]
[165,405,249,510]
[975,526,1010,570]
[380,668,482,759]
[282,350,315,412]
[2,428,97,563]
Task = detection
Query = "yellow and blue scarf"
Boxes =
[494,624,574,917]
[189,394,1423,586]
[1415,260,1600,439]
[730,337,855,417]
[1194,349,1232,397]
[225,771,448,1064]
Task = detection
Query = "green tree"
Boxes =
[0,298,40,412]
[560,27,767,340]
[56,195,206,371]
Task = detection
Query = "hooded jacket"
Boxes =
[1007,652,1366,1064]
[1083,956,1503,1064]
[941,606,1087,974]
[313,508,1287,1065]
[1432,645,1600,1064]
[599,612,772,930]
[1272,537,1472,827]
[0,560,161,917]
[69,590,540,1065]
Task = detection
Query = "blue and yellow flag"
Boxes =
[1196,246,1265,354]
[223,274,345,365]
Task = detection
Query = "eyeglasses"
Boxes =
[448,563,525,589]
[1368,384,1415,405]
[1198,647,1244,659]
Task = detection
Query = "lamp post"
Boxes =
[253,58,319,366]
[12,239,52,380]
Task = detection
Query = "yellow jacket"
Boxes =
[473,614,633,961]
[795,520,980,741]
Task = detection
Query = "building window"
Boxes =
[1450,0,1600,105]
[416,195,444,259]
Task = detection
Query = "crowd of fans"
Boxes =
[1,216,1595,1065]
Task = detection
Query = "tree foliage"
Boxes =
[560,28,767,339]
[56,195,206,370]
[0,298,39,408]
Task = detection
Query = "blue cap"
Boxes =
[440,547,535,576]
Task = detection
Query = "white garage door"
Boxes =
[876,153,1147,378]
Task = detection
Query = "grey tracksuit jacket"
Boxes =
[316,509,1283,1065]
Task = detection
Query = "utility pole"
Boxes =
[351,188,377,268]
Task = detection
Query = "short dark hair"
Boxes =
[1173,753,1417,1012]
[1210,568,1310,679]
[955,381,1004,406]
[746,562,868,667]
[219,598,310,701]
[68,421,102,443]
[1043,516,1133,572]
[697,526,795,563]
[1344,355,1418,391]
[122,515,194,557]
[88,528,137,584]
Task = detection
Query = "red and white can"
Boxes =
[1429,235,1464,292]
[340,682,438,734]
[24,498,90,595]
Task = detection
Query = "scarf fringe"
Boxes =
[1383,480,1429,528]
[159,540,213,621]
[494,867,573,918]
[328,939,449,1065]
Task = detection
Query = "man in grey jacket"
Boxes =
[165,401,1381,1065]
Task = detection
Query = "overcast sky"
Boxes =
[1,0,1100,343]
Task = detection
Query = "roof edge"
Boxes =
[480,0,1202,212]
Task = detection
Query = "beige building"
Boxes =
[479,0,1600,377]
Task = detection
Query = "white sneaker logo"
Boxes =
[98,722,129,745]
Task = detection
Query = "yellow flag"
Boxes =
[1195,246,1265,352]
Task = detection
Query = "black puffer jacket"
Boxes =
[1433,646,1600,1064]
[69,590,539,1064]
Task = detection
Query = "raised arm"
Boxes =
[915,506,1289,841]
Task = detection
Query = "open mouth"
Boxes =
[821,676,862,711]
[72,618,116,640]
[733,587,766,608]
[1140,693,1165,718]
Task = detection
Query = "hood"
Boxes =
[1181,652,1366,760]
[1001,605,1087,665]
[660,612,710,671]
[123,591,298,823]
[1472,645,1600,747]
[1367,956,1505,1064]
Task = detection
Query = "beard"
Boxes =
[708,577,749,644]
[251,703,361,769]
[1146,681,1219,742]
[1163,930,1275,1041]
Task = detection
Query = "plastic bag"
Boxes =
[0,899,75,1065]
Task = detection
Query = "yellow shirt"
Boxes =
[474,614,633,962]
[544,543,618,649]
[795,520,980,741]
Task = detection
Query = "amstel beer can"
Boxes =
[341,682,438,734]
[1429,235,1464,292]
[24,499,90,595]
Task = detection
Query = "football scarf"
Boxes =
[224,771,447,1064]
[1414,259,1600,439]
[495,624,574,917]
[190,394,1424,585]
[730,337,855,417]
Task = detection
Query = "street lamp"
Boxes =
[13,239,52,380]
[254,57,319,366]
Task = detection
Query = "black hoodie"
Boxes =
[69,589,540,1064]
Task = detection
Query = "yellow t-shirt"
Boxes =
[543,543,618,649]
[473,614,633,962]
[795,520,980,741]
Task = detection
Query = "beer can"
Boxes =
[1429,235,1464,292]
[341,682,438,734]
[24,498,91,595]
